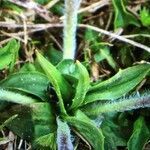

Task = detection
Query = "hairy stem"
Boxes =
[63,0,81,59]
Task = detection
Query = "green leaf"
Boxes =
[0,103,56,141]
[84,64,150,104]
[84,28,99,43]
[36,51,72,115]
[0,72,49,100]
[0,39,19,70]
[45,45,63,65]
[57,59,78,91]
[0,54,12,70]
[140,7,150,27]
[19,62,37,72]
[101,119,126,150]
[0,88,37,104]
[70,61,90,110]
[127,116,150,150]
[57,59,75,76]
[94,46,117,70]
[84,29,117,70]
[57,118,73,150]
[2,1,23,13]
[65,110,104,150]
[33,133,57,150]
[112,0,140,29]
[35,0,49,5]
[0,114,18,130]
[9,39,20,72]
[94,46,110,62]
[82,90,150,117]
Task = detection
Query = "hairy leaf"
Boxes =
[84,64,150,104]
[0,103,56,141]
[0,72,49,100]
[70,61,90,110]
[0,88,37,104]
[127,116,150,150]
[57,118,73,150]
[36,51,73,100]
[36,51,73,114]
[33,133,57,150]
[65,110,104,150]
[82,91,150,117]
[101,119,126,150]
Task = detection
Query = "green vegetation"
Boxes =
[0,0,150,149]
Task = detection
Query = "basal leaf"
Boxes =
[101,119,126,150]
[70,61,90,110]
[65,110,104,150]
[36,51,72,114]
[36,51,73,101]
[84,64,150,104]
[127,116,150,150]
[0,88,37,104]
[82,90,150,117]
[112,0,140,29]
[0,103,56,141]
[0,72,49,100]
[57,118,73,150]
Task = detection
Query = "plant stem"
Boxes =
[63,0,81,60]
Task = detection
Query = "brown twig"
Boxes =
[60,0,109,20]
[78,0,109,13]
[0,30,25,43]
[0,22,150,53]
[7,0,58,22]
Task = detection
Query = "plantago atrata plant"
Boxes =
[0,0,150,150]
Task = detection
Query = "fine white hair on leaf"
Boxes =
[57,117,73,150]
[82,90,150,117]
